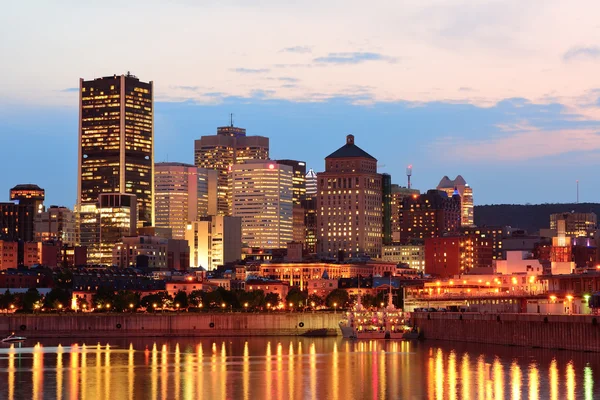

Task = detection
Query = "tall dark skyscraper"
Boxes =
[77,73,153,263]
[276,159,307,243]
[9,184,45,243]
[77,73,154,227]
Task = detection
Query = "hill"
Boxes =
[474,203,600,234]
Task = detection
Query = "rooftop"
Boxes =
[326,135,376,160]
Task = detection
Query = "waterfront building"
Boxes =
[399,189,461,244]
[77,73,154,239]
[34,206,76,246]
[231,160,293,249]
[194,123,269,215]
[381,243,425,271]
[276,159,307,243]
[550,212,597,237]
[495,251,544,275]
[154,162,217,240]
[317,135,383,259]
[460,226,506,261]
[38,241,87,267]
[245,279,290,300]
[98,193,137,265]
[437,175,474,226]
[185,215,242,271]
[550,218,575,274]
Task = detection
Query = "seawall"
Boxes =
[413,312,600,352]
[0,312,342,338]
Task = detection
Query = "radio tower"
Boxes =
[406,165,413,189]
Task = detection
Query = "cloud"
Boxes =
[459,87,474,92]
[313,52,397,65]
[60,88,79,92]
[280,46,312,54]
[434,124,600,161]
[231,68,270,74]
[563,46,600,61]
[172,85,201,91]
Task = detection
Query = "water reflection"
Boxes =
[0,337,599,399]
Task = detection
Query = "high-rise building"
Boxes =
[437,175,474,226]
[34,206,76,246]
[382,174,392,245]
[550,212,597,238]
[276,159,307,243]
[0,203,19,241]
[154,162,217,240]
[399,189,461,243]
[77,73,154,230]
[194,123,269,215]
[97,193,137,265]
[317,135,383,259]
[9,184,45,243]
[381,243,425,271]
[231,160,293,249]
[305,168,318,197]
[390,184,420,242]
[185,215,242,270]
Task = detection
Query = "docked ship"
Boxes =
[339,289,416,340]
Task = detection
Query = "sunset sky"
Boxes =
[2,0,600,206]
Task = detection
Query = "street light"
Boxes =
[244,302,249,310]
[129,303,134,310]
[176,303,180,309]
[334,302,338,314]
[105,303,110,310]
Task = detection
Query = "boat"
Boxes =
[339,278,412,340]
[1,333,27,344]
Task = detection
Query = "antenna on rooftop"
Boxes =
[406,164,413,189]
[230,113,234,127]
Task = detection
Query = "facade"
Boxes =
[382,173,393,245]
[154,162,217,240]
[77,73,154,238]
[194,124,269,215]
[550,212,597,238]
[34,206,76,245]
[302,196,317,254]
[390,185,420,242]
[97,193,137,265]
[9,184,45,243]
[437,175,474,227]
[185,216,242,270]
[113,235,189,270]
[399,189,461,244]
[424,237,462,278]
[381,243,425,271]
[276,160,307,243]
[245,279,290,300]
[0,241,18,270]
[305,168,318,197]
[0,203,19,241]
[461,226,505,261]
[231,161,293,249]
[317,135,383,259]
[23,242,39,267]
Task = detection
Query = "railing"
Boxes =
[407,290,546,300]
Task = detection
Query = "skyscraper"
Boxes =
[317,135,383,259]
[194,122,269,215]
[154,162,217,240]
[185,215,242,270]
[97,193,137,265]
[390,184,420,242]
[77,73,154,229]
[305,168,318,197]
[34,206,76,246]
[436,175,474,226]
[276,159,307,243]
[231,161,293,249]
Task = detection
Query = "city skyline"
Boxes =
[3,2,600,206]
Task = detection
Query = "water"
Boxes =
[0,337,597,399]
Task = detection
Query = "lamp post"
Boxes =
[334,302,338,314]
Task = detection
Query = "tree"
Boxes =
[0,289,16,309]
[285,287,308,309]
[113,291,141,312]
[22,288,42,311]
[236,290,265,310]
[92,286,115,309]
[140,291,172,311]
[43,288,71,310]
[173,291,188,309]
[307,293,324,307]
[188,290,205,307]
[325,289,349,308]
[264,292,280,307]
[203,289,224,309]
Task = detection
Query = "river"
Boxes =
[0,337,597,399]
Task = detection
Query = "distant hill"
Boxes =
[474,203,600,234]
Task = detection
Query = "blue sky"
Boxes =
[2,1,600,206]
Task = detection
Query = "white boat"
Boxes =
[1,333,27,344]
[339,279,411,340]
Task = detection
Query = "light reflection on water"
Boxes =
[0,338,597,399]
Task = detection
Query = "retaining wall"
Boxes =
[413,312,600,352]
[0,312,342,338]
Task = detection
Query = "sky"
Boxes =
[2,1,600,207]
